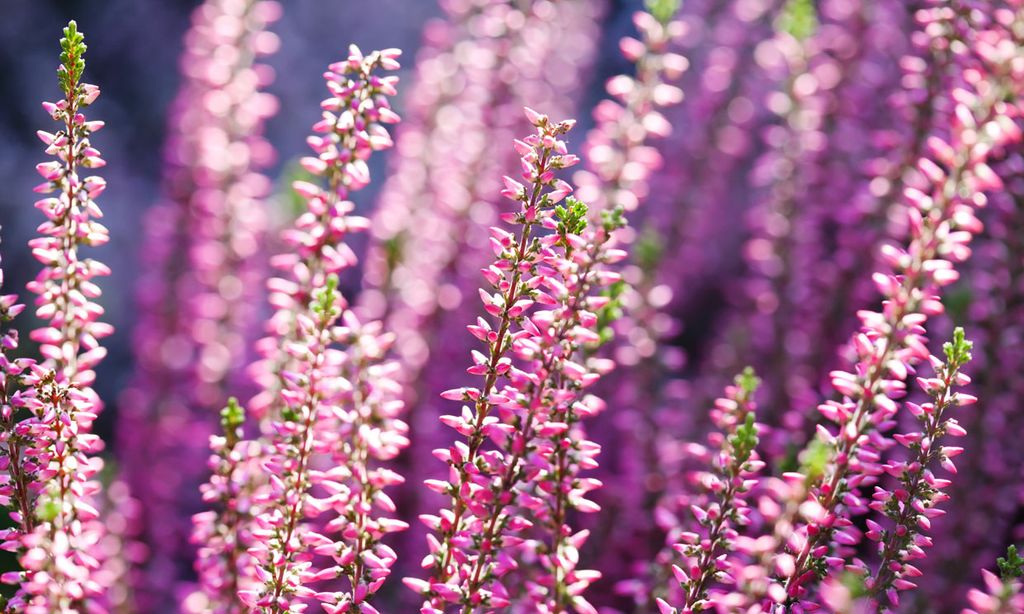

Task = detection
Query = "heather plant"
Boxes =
[657,368,763,612]
[2,3,1024,614]
[861,328,975,607]
[190,46,406,614]
[406,110,585,611]
[923,148,1024,604]
[0,20,112,611]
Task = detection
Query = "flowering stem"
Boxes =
[263,280,338,612]
[684,376,760,608]
[780,72,1015,602]
[461,234,607,610]
[868,328,974,604]
[431,150,553,584]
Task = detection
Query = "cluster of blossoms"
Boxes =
[922,148,1024,601]
[858,327,974,607]
[191,46,406,613]
[629,1,1024,610]
[406,110,623,613]
[118,0,281,606]
[0,21,112,611]
[657,368,763,612]
[761,4,1024,607]
[4,1,1024,612]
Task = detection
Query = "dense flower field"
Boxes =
[1,0,1023,612]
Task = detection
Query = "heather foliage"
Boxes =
[0,3,1023,613]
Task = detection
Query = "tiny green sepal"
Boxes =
[943,326,973,367]
[645,0,682,25]
[998,545,1024,581]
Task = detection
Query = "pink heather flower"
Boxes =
[119,0,281,607]
[310,313,410,614]
[11,369,106,612]
[244,276,347,611]
[963,559,1024,614]
[859,328,974,607]
[246,45,400,426]
[0,22,112,610]
[27,20,111,423]
[191,46,406,613]
[771,14,1024,606]
[408,111,617,612]
[191,398,263,614]
[512,207,628,612]
[657,369,764,613]
[0,238,39,560]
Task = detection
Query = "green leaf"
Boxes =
[554,197,589,248]
[799,438,830,483]
[312,274,340,317]
[601,206,627,233]
[729,413,759,466]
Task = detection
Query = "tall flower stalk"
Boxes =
[405,110,582,611]
[192,45,405,613]
[771,14,1024,605]
[192,397,261,613]
[312,315,409,614]
[1,20,112,611]
[658,368,763,612]
[862,328,974,608]
[512,201,625,612]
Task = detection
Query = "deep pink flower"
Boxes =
[191,46,406,614]
[658,369,764,612]
[3,21,113,611]
[408,110,628,612]
[769,9,1024,605]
